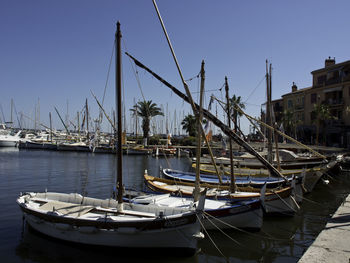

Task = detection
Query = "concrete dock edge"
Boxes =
[298,194,350,263]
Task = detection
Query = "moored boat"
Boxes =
[128,192,263,231]
[17,191,204,254]
[0,130,21,147]
[144,172,300,216]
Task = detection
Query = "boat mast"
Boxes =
[225,77,236,193]
[54,107,70,135]
[270,64,281,171]
[116,21,123,205]
[134,98,138,140]
[266,60,273,164]
[49,112,53,143]
[77,111,80,137]
[152,0,223,183]
[194,60,205,202]
[86,98,89,142]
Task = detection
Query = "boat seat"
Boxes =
[39,200,94,217]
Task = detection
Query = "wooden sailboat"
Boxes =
[17,22,206,255]
[124,54,300,215]
[190,162,333,193]
[132,63,263,231]
[144,172,299,216]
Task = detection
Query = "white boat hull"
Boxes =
[17,192,203,254]
[24,213,199,250]
[0,140,17,147]
[263,191,299,216]
[203,205,263,231]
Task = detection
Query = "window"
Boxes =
[311,93,317,104]
[288,100,293,108]
[311,111,316,121]
[317,75,326,85]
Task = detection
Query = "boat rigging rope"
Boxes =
[214,95,327,160]
[185,72,200,82]
[124,39,159,138]
[124,39,146,103]
[98,42,115,124]
[203,210,293,241]
[202,213,241,246]
[244,75,266,103]
[196,214,227,259]
[295,194,323,206]
[271,190,298,214]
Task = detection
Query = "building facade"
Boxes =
[264,58,350,148]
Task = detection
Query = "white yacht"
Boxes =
[0,130,21,147]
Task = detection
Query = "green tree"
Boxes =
[181,114,197,137]
[282,110,300,137]
[312,103,332,145]
[130,100,163,144]
[230,95,245,132]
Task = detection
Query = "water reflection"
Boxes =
[17,224,198,263]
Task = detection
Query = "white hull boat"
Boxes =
[17,192,204,254]
[130,193,263,231]
[0,130,21,147]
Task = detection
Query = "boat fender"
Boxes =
[193,232,205,239]
[322,179,330,185]
[47,208,62,216]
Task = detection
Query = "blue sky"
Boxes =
[1,0,349,134]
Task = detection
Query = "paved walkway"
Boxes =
[298,194,350,262]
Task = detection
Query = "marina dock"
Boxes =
[298,194,350,262]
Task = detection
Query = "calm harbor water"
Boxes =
[0,147,349,262]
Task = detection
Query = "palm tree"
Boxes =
[181,114,197,137]
[130,100,163,144]
[281,109,295,137]
[230,95,245,132]
[312,103,332,145]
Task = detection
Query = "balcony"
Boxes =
[295,104,304,110]
[323,98,343,107]
[325,78,341,86]
[325,119,344,127]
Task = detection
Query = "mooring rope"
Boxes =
[197,213,227,259]
[203,211,293,242]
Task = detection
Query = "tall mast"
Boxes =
[11,98,13,128]
[34,100,37,131]
[38,98,40,132]
[116,21,123,205]
[193,60,205,202]
[49,112,53,143]
[77,111,80,137]
[266,60,273,164]
[225,77,236,193]
[134,98,138,139]
[86,99,89,141]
